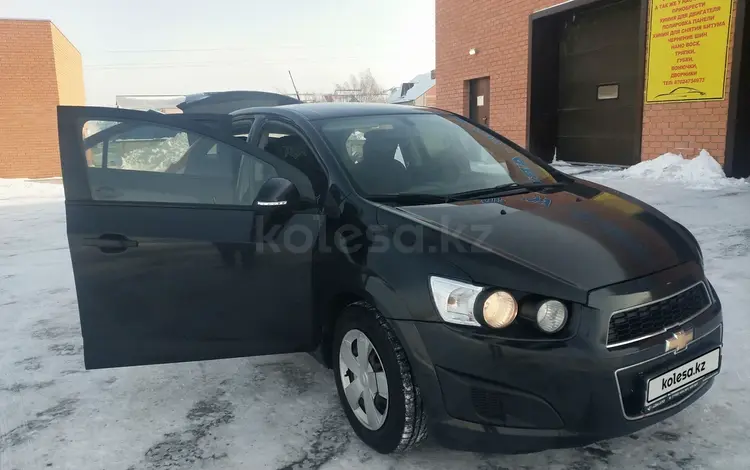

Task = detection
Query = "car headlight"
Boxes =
[480,290,518,328]
[429,276,517,328]
[521,299,568,333]
[535,300,568,333]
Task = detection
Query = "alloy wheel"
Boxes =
[338,329,389,430]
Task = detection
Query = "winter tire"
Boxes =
[332,301,428,454]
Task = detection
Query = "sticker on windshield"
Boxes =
[522,195,551,208]
[511,156,541,183]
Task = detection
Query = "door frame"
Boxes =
[725,0,748,177]
[59,106,316,203]
[467,76,491,126]
[526,0,649,164]
[58,105,323,369]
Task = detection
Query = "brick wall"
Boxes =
[414,85,438,106]
[51,23,85,106]
[0,19,84,179]
[436,0,550,146]
[424,85,437,107]
[436,0,739,164]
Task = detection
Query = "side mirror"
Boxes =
[252,177,300,210]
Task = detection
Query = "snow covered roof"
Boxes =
[388,71,436,104]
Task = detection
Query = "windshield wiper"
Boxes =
[367,193,449,205]
[445,182,566,201]
[366,182,566,205]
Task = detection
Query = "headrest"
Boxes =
[362,129,399,162]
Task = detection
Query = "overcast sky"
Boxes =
[2,0,435,105]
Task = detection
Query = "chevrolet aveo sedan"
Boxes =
[57,91,722,454]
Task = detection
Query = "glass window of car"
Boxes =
[316,113,560,197]
[258,120,327,198]
[342,127,406,167]
[232,118,254,143]
[81,119,282,205]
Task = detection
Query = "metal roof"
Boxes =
[387,71,436,104]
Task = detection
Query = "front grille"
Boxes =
[607,283,711,347]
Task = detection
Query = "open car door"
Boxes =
[58,105,320,369]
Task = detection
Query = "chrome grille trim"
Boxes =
[606,281,712,349]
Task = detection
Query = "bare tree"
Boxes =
[335,69,387,103]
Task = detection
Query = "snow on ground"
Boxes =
[1,153,749,470]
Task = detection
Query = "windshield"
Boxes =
[316,112,563,198]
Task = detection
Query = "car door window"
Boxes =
[82,119,280,206]
[258,120,327,198]
[232,118,254,143]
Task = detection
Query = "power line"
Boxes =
[84,56,387,70]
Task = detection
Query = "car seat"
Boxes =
[264,134,326,199]
[355,129,409,194]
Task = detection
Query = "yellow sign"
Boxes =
[645,0,732,103]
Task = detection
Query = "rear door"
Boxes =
[59,105,321,369]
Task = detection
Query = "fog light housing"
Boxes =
[535,300,568,333]
[480,291,518,328]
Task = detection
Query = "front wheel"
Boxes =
[332,302,428,454]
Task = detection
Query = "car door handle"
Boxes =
[83,234,139,252]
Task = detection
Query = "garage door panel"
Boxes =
[558,107,638,138]
[557,0,642,165]
[557,136,635,165]
[558,80,639,110]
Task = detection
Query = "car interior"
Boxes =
[257,122,327,199]
[351,129,410,194]
[83,120,250,206]
[81,113,534,209]
[341,125,483,196]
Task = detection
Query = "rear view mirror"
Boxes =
[253,177,300,209]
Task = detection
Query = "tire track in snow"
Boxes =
[128,390,235,470]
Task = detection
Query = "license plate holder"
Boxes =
[644,347,721,408]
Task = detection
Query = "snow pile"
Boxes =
[619,150,742,187]
[556,150,748,189]
[0,178,64,206]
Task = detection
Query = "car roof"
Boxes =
[231,102,437,121]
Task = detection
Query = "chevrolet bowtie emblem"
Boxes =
[666,329,694,353]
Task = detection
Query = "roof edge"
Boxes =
[49,21,82,55]
[0,17,52,23]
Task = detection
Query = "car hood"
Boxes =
[384,182,700,297]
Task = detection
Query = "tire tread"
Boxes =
[351,301,428,452]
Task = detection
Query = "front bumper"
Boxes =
[390,271,723,453]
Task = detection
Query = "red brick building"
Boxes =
[0,19,85,179]
[436,0,750,178]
